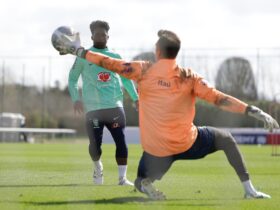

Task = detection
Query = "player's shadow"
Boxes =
[5,197,225,207]
[20,197,151,205]
[0,184,96,188]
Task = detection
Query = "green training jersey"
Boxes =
[68,47,138,112]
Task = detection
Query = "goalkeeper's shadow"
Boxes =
[12,196,239,207]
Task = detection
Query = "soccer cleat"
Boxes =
[118,177,134,186]
[244,191,271,199]
[93,170,103,185]
[141,178,166,200]
[93,167,103,185]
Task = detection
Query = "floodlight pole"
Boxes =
[1,61,5,113]
[270,92,280,156]
[20,64,25,114]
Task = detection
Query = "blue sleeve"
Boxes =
[68,58,83,102]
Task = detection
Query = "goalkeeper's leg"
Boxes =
[134,152,173,200]
[210,127,271,199]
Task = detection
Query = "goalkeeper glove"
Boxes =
[246,105,279,132]
[57,32,87,58]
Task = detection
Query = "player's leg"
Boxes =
[86,111,105,185]
[177,126,270,199]
[105,107,133,186]
[134,152,174,200]
[209,127,271,199]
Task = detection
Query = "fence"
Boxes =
[1,47,280,112]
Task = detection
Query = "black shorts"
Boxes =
[86,107,128,159]
[137,126,216,181]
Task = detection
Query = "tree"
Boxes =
[132,51,156,63]
[215,57,258,100]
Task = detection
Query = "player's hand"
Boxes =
[246,105,279,132]
[58,32,86,57]
[134,100,139,112]
[74,100,84,115]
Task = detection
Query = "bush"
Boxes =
[25,112,58,128]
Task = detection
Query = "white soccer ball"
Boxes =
[51,26,77,54]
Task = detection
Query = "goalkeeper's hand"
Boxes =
[246,105,279,132]
[57,32,86,58]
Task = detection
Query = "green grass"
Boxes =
[0,142,280,210]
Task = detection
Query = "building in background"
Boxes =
[0,112,25,142]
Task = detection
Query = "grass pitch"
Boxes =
[0,141,279,210]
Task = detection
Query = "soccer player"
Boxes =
[58,29,279,200]
[68,20,138,186]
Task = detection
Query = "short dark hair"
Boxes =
[90,20,110,34]
[156,30,181,59]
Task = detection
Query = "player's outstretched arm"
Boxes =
[211,93,279,132]
[54,32,143,80]
[193,75,279,132]
[84,51,143,80]
[212,93,279,132]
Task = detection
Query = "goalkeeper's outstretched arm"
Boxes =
[84,51,144,81]
[53,30,147,81]
[192,75,279,132]
[72,43,145,81]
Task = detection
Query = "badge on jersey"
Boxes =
[92,118,99,128]
[97,72,111,82]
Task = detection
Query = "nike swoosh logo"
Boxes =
[113,116,120,120]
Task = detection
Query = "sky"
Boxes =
[1,0,280,89]
[2,0,280,55]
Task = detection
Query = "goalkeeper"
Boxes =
[56,29,279,200]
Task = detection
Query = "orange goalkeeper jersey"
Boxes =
[85,52,248,157]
